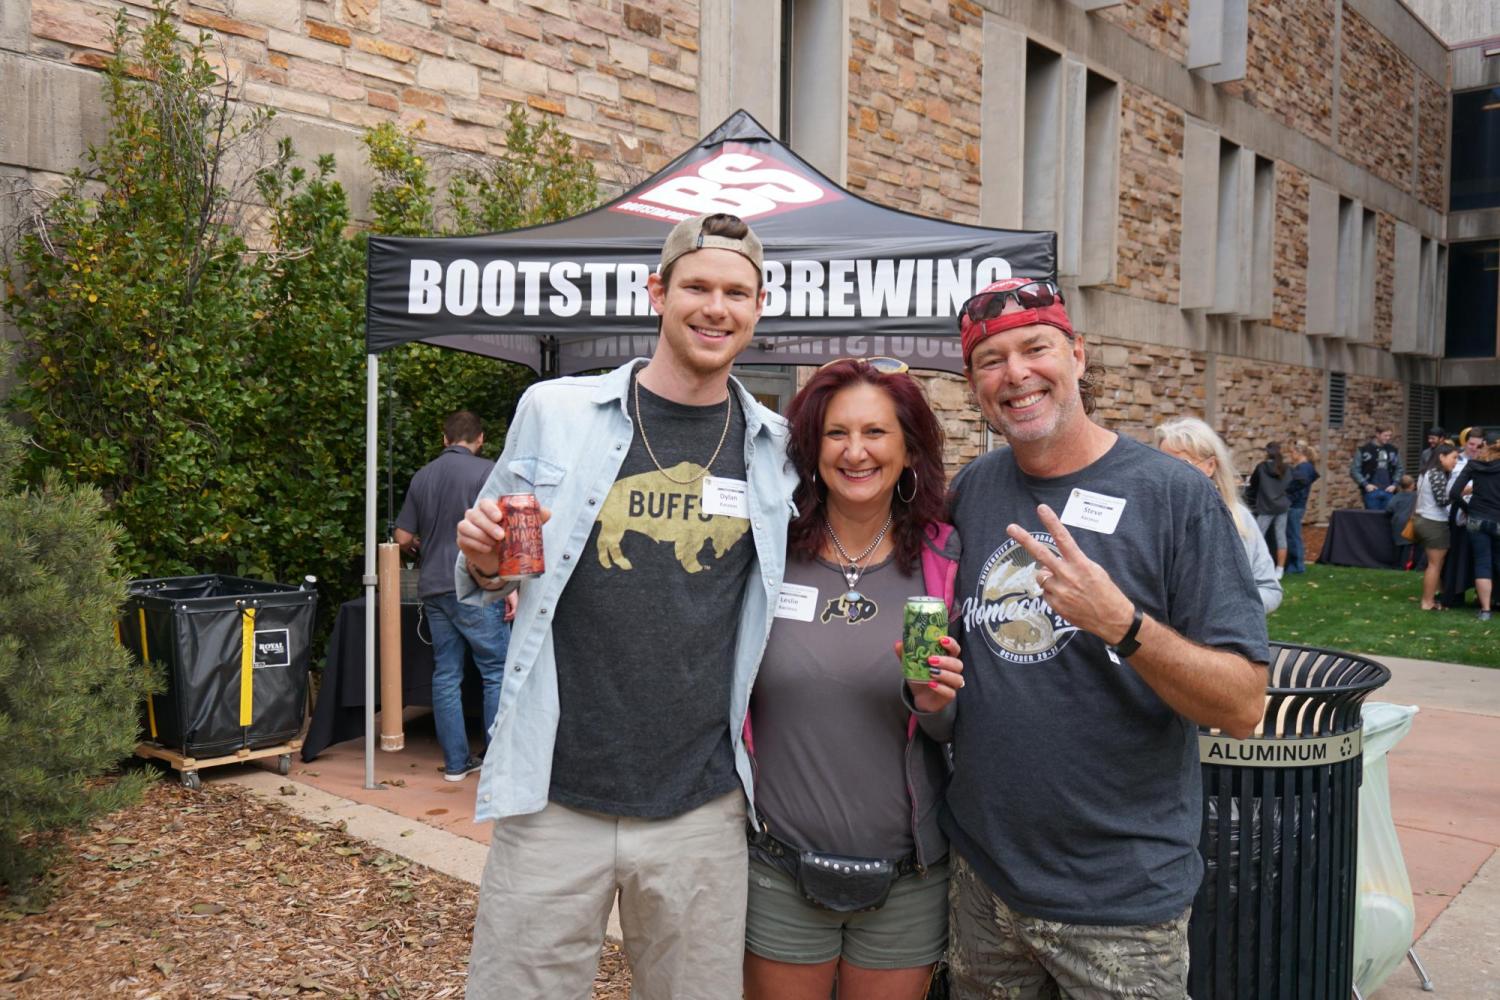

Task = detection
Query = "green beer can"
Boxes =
[902,596,949,681]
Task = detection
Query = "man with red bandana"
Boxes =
[940,276,1269,998]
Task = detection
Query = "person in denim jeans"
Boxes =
[1284,442,1319,574]
[395,411,511,780]
[1451,429,1500,621]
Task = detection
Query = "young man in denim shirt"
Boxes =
[456,213,797,999]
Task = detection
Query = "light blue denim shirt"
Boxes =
[456,359,798,823]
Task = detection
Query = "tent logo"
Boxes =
[254,629,290,669]
[611,144,842,223]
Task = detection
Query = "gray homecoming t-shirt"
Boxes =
[753,553,932,858]
[943,433,1269,925]
[548,371,752,818]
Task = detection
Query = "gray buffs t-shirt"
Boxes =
[547,372,752,818]
[943,433,1269,925]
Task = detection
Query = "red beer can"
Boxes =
[498,493,545,580]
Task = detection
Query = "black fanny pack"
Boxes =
[750,829,917,913]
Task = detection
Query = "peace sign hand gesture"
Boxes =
[1005,504,1136,646]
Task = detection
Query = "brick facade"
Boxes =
[26,0,702,186]
[845,0,983,222]
[1113,84,1183,305]
[1375,213,1394,348]
[1222,0,1335,145]
[1416,69,1448,212]
[1096,0,1188,63]
[1338,4,1414,196]
[1272,162,1310,334]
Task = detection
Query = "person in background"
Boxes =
[394,410,510,782]
[1450,429,1500,622]
[1246,441,1293,579]
[1351,427,1400,511]
[1285,441,1320,574]
[743,358,963,1000]
[1420,426,1447,469]
[1155,418,1282,613]
[1413,444,1459,610]
[1389,475,1418,571]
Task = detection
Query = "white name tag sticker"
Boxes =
[702,476,750,518]
[775,583,819,621]
[1059,488,1127,535]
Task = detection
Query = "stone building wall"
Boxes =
[1416,69,1448,213]
[845,0,983,222]
[1375,213,1394,348]
[1089,338,1206,443]
[26,0,702,189]
[1096,0,1188,63]
[1338,3,1415,196]
[1113,84,1183,305]
[1221,0,1335,145]
[1272,163,1311,334]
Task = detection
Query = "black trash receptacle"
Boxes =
[122,575,318,758]
[1189,643,1389,1000]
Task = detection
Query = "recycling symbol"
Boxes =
[1338,735,1354,759]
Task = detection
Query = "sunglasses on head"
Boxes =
[959,281,1064,329]
[817,356,910,374]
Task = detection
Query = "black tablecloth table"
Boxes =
[303,597,478,761]
[1317,509,1401,569]
[1440,513,1477,607]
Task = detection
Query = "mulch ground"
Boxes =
[0,781,631,999]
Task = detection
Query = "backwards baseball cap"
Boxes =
[959,277,1074,366]
[658,213,764,276]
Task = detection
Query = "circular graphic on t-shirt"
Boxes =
[966,533,1079,663]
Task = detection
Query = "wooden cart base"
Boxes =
[135,739,302,789]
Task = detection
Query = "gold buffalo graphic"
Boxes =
[596,462,750,572]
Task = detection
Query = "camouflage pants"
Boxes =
[947,852,1190,1000]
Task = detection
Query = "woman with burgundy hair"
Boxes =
[743,358,963,1000]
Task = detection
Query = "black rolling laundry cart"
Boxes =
[122,575,317,788]
[1189,643,1389,999]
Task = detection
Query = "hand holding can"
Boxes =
[497,493,545,579]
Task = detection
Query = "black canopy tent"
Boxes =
[355,111,1056,787]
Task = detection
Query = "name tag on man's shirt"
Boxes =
[702,476,750,518]
[1060,488,1127,534]
[775,583,819,621]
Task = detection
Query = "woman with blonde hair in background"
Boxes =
[1284,441,1320,574]
[1154,417,1282,613]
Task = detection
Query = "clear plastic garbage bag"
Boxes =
[1352,702,1419,996]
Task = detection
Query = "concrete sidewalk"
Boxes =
[212,653,1500,997]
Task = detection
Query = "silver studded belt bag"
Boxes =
[751,828,916,913]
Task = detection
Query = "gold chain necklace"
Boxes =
[824,511,894,602]
[633,371,734,486]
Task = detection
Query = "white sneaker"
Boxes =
[443,755,483,782]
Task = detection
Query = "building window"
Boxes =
[1393,226,1448,357]
[1406,384,1438,475]
[1450,86,1500,212]
[1181,129,1271,317]
[1444,241,1499,359]
[1335,196,1362,340]
[1023,42,1064,234]
[1078,69,1120,285]
[779,0,847,181]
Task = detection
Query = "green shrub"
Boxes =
[0,403,154,891]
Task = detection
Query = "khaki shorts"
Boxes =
[947,852,1189,1000]
[1411,514,1451,552]
[745,856,949,969]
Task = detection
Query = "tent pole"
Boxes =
[364,353,380,790]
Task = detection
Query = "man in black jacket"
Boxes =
[1351,427,1401,511]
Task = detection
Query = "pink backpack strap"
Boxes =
[919,522,959,615]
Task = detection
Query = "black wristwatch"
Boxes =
[1110,604,1145,658]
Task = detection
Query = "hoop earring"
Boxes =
[896,467,917,504]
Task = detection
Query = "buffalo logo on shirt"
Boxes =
[595,462,749,573]
[820,594,878,624]
[959,533,1079,663]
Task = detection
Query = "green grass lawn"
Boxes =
[1269,563,1495,668]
